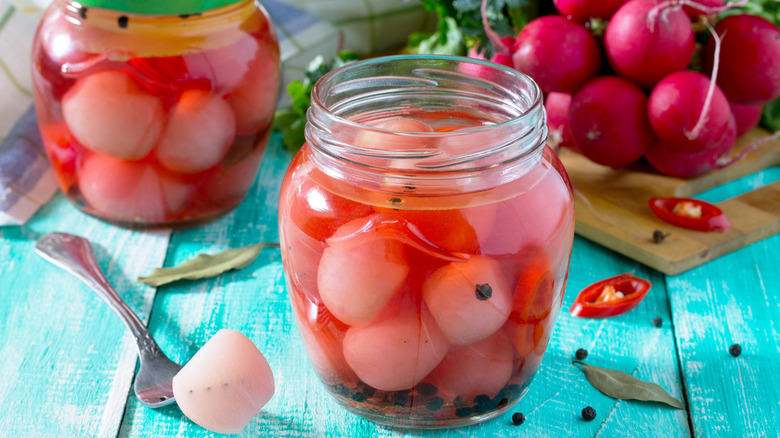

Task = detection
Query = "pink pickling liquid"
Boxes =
[32,1,280,227]
[279,111,575,426]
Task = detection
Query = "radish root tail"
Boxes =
[481,0,511,55]
[684,19,721,141]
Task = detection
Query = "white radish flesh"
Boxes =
[63,71,164,160]
[423,255,512,345]
[172,329,275,435]
[156,90,236,174]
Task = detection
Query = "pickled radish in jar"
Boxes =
[422,255,512,345]
[172,329,274,434]
[481,163,569,255]
[426,331,514,400]
[156,90,236,174]
[318,215,410,326]
[227,44,281,134]
[342,306,449,391]
[79,153,188,223]
[354,118,435,151]
[63,71,164,160]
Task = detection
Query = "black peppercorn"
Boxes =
[455,407,473,418]
[117,15,128,28]
[575,348,588,360]
[652,317,663,327]
[415,382,438,396]
[512,412,526,425]
[653,230,670,243]
[475,283,493,301]
[582,406,596,421]
[729,343,742,357]
[425,396,443,411]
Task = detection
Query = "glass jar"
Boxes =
[278,55,575,428]
[31,0,280,227]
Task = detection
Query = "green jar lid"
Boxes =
[75,0,244,16]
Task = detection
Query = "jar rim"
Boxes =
[306,55,547,187]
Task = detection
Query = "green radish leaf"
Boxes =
[573,361,685,409]
[138,243,277,287]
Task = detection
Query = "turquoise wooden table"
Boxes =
[1,132,778,437]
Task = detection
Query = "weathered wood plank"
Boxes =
[118,134,690,437]
[0,196,170,437]
[667,175,780,437]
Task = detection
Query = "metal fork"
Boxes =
[35,232,182,408]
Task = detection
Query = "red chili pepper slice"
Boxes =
[569,273,651,318]
[648,197,731,232]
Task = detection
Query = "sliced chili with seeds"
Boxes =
[648,197,730,232]
[569,273,652,318]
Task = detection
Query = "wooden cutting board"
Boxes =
[558,128,780,275]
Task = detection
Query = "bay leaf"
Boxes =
[573,361,685,409]
[138,243,277,287]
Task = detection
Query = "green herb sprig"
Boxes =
[272,52,359,153]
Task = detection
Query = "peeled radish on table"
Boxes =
[703,14,780,105]
[63,71,164,160]
[648,70,732,154]
[512,15,601,94]
[423,255,512,345]
[156,90,236,174]
[342,305,449,391]
[604,0,694,89]
[318,215,410,326]
[79,153,189,223]
[568,76,655,169]
[425,331,514,400]
[172,329,274,434]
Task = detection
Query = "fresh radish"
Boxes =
[645,112,736,178]
[604,0,695,89]
[568,76,655,168]
[318,215,410,326]
[703,14,780,104]
[422,255,512,345]
[544,92,577,152]
[467,37,515,67]
[342,305,449,391]
[512,15,601,94]
[729,101,763,136]
[552,0,629,22]
[63,71,164,160]
[648,70,732,154]
[79,153,189,223]
[156,90,236,174]
[172,329,274,435]
[425,331,514,400]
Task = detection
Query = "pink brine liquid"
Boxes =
[279,111,575,426]
[32,1,280,227]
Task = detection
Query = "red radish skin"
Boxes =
[648,71,732,154]
[342,305,450,391]
[683,0,724,17]
[545,92,577,152]
[568,76,655,168]
[645,112,736,178]
[63,71,164,160]
[467,37,515,68]
[605,0,695,89]
[318,215,410,326]
[729,101,763,136]
[422,255,512,345]
[703,14,780,104]
[79,153,189,223]
[512,15,601,94]
[156,90,236,174]
[553,0,629,22]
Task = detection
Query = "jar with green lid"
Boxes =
[31,0,280,227]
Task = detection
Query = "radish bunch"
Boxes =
[471,0,780,177]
